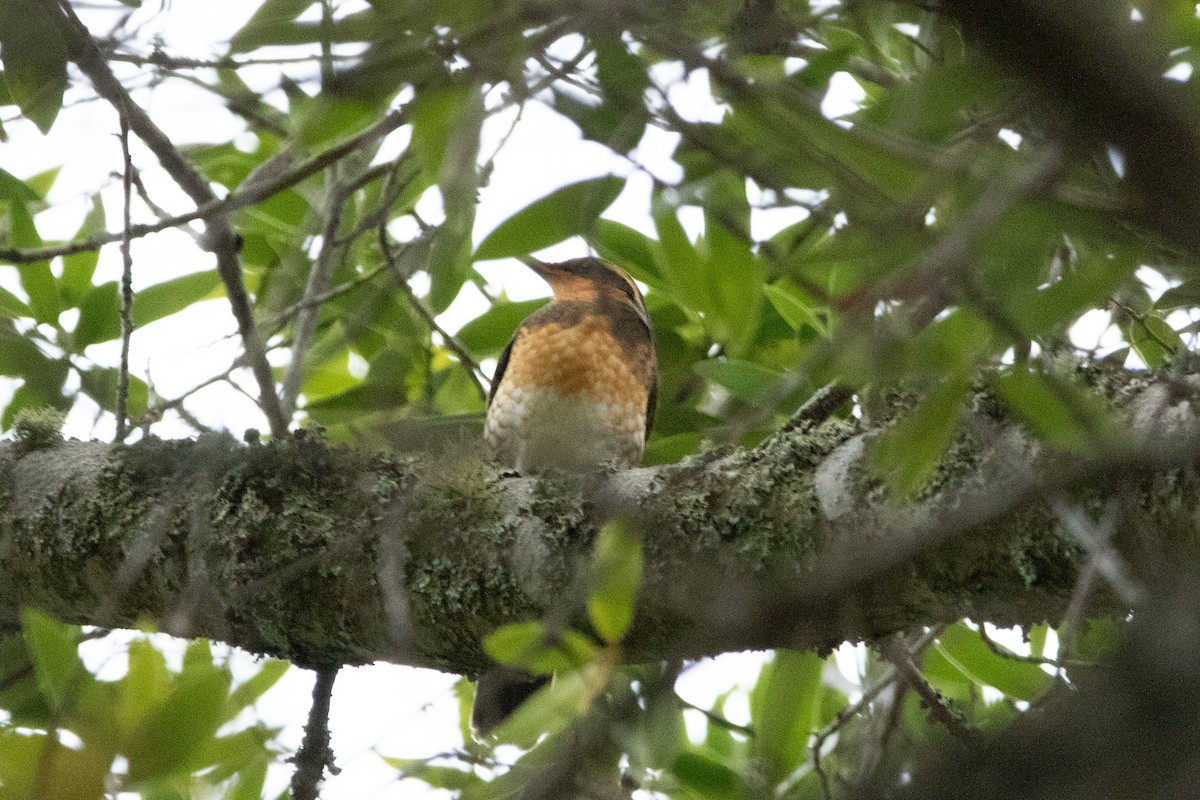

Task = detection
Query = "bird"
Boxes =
[473,256,657,733]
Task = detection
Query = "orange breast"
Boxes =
[501,317,648,407]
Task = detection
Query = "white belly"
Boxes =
[485,385,645,472]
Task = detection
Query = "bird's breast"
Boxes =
[486,316,651,472]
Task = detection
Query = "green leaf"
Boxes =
[61,195,106,304]
[871,374,968,498]
[671,751,747,800]
[590,219,662,285]
[21,609,81,709]
[73,282,121,350]
[750,650,824,784]
[764,283,828,336]
[125,666,232,783]
[427,85,485,312]
[79,366,149,419]
[1126,313,1181,368]
[993,369,1125,452]
[475,176,625,261]
[0,323,51,375]
[455,298,545,355]
[693,358,788,404]
[587,519,644,644]
[0,0,68,133]
[120,638,171,733]
[935,624,1051,702]
[383,760,481,791]
[226,660,289,719]
[132,270,224,327]
[228,0,318,53]
[7,199,59,323]
[482,621,597,674]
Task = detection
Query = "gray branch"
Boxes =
[0,368,1196,676]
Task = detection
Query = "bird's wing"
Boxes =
[488,328,518,407]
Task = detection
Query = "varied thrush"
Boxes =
[485,257,657,473]
[473,256,657,733]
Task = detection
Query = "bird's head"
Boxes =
[527,257,647,315]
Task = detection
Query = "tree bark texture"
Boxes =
[0,366,1195,677]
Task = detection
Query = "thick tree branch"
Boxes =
[1,367,1197,675]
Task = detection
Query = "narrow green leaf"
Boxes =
[871,374,968,498]
[764,283,827,335]
[229,0,318,53]
[475,176,625,261]
[0,0,68,132]
[132,270,223,327]
[226,660,289,718]
[21,609,81,709]
[8,200,59,323]
[120,638,171,733]
[992,369,1125,452]
[935,624,1051,702]
[61,195,106,304]
[587,519,644,644]
[750,650,824,784]
[693,358,788,404]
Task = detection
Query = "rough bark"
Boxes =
[0,366,1197,677]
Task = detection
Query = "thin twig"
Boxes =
[49,0,290,438]
[291,666,340,800]
[0,107,410,266]
[116,107,134,442]
[380,226,490,402]
[879,634,978,741]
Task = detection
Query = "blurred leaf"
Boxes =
[61,195,106,305]
[587,519,644,644]
[455,298,545,356]
[120,638,171,733]
[671,751,747,800]
[21,609,81,709]
[428,85,485,312]
[475,176,625,261]
[764,283,828,336]
[228,0,319,52]
[1125,313,1181,367]
[226,660,289,719]
[79,366,149,419]
[590,219,662,285]
[125,664,232,783]
[993,369,1124,452]
[1075,617,1122,661]
[72,282,120,351]
[7,198,59,323]
[871,374,969,498]
[483,621,597,675]
[0,0,68,133]
[694,358,788,404]
[132,270,223,327]
[750,650,824,784]
[935,624,1051,702]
